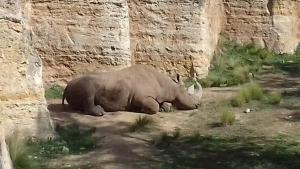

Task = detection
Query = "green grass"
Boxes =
[129,116,155,132]
[8,124,97,169]
[45,85,64,99]
[200,39,300,87]
[8,134,42,169]
[265,91,282,105]
[28,124,97,158]
[154,129,183,148]
[220,111,236,126]
[230,92,246,107]
[231,82,264,107]
[154,134,300,169]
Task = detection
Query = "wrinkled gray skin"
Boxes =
[62,65,202,116]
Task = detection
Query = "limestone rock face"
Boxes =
[0,127,13,169]
[0,0,53,137]
[271,0,300,54]
[31,0,131,84]
[223,0,300,54]
[129,0,224,77]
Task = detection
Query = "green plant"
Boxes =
[230,93,246,107]
[220,111,236,126]
[248,82,264,100]
[232,65,250,84]
[241,86,252,103]
[28,124,97,158]
[231,82,264,107]
[8,134,42,169]
[129,115,155,132]
[45,85,64,99]
[199,38,300,87]
[266,91,282,105]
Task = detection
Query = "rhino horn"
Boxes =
[188,81,203,100]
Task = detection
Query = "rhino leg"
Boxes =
[139,97,159,115]
[159,102,172,112]
[84,96,105,116]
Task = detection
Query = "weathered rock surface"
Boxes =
[0,126,13,169]
[0,0,53,137]
[223,0,300,54]
[129,0,224,77]
[32,0,299,84]
[31,0,131,84]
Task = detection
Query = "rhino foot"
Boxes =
[160,102,172,112]
[86,105,105,117]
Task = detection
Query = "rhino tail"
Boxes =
[62,86,67,106]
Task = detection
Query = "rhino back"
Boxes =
[118,65,178,103]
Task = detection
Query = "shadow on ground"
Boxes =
[46,96,300,169]
[47,101,164,169]
[154,135,300,169]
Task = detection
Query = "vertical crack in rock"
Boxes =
[267,0,274,16]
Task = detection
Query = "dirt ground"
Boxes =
[46,73,300,169]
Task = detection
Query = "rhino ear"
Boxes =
[171,73,182,84]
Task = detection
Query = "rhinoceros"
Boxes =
[62,64,202,116]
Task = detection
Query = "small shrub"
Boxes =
[266,91,282,105]
[172,128,181,139]
[220,111,236,126]
[241,87,252,103]
[248,82,264,100]
[231,93,246,107]
[230,82,264,107]
[129,116,155,132]
[45,85,64,99]
[232,65,250,84]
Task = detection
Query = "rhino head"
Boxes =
[171,74,202,110]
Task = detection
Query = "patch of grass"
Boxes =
[154,129,183,148]
[265,91,282,105]
[172,128,182,139]
[231,82,264,107]
[7,125,97,169]
[129,115,155,132]
[28,124,97,158]
[248,82,264,100]
[200,39,272,87]
[200,40,300,87]
[220,111,236,126]
[230,92,246,107]
[263,44,300,76]
[45,85,64,99]
[8,134,42,169]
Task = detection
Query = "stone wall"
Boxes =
[15,0,299,85]
[0,0,53,137]
[223,0,300,54]
[0,126,13,169]
[31,0,131,84]
[129,0,224,77]
[271,0,300,53]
